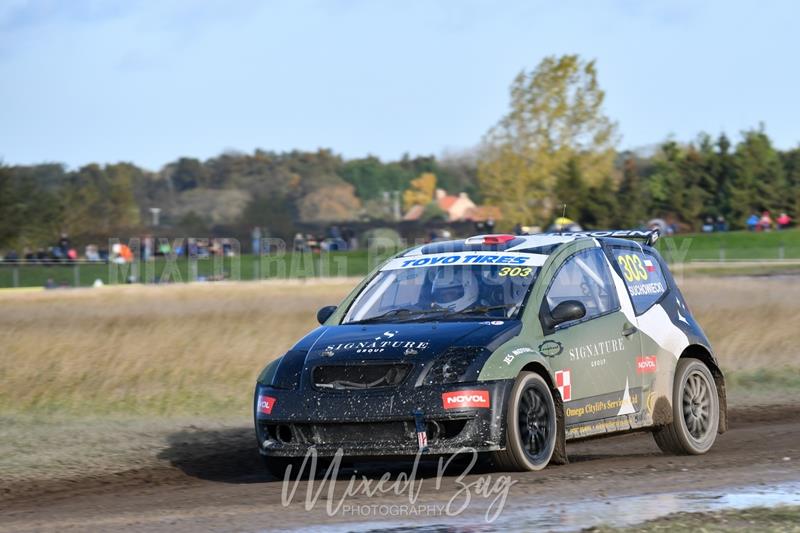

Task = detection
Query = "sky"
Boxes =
[1,0,798,171]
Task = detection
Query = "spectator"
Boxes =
[758,211,773,232]
[85,244,101,261]
[715,215,729,232]
[222,238,234,257]
[293,233,307,252]
[342,226,356,250]
[777,212,792,229]
[251,226,262,255]
[746,213,759,231]
[513,222,524,235]
[702,217,714,233]
[111,243,134,264]
[51,244,65,261]
[4,249,19,262]
[143,236,154,261]
[187,238,199,258]
[58,233,70,257]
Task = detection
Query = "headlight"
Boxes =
[423,347,489,385]
[257,358,282,385]
[258,350,307,390]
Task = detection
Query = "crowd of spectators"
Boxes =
[291,226,357,253]
[0,234,242,264]
[0,234,108,264]
[746,211,793,232]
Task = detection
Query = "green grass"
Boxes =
[0,249,389,288]
[589,505,800,532]
[684,264,800,277]
[2,229,800,288]
[655,228,800,263]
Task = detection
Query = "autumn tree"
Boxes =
[298,183,362,223]
[478,55,618,225]
[402,172,437,210]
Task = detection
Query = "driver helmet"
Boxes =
[431,269,479,310]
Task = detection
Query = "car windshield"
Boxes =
[343,253,544,324]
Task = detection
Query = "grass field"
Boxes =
[1,229,799,288]
[655,228,800,262]
[0,276,797,418]
[0,280,357,416]
[0,250,382,289]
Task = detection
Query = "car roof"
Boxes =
[402,230,659,258]
[402,234,576,257]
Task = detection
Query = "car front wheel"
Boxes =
[492,371,557,471]
[653,358,720,455]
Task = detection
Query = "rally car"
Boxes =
[254,230,727,475]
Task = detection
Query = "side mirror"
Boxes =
[550,300,586,326]
[316,305,337,325]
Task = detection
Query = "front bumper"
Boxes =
[254,380,514,457]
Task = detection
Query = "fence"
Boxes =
[2,234,799,289]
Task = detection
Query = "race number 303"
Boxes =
[617,254,649,282]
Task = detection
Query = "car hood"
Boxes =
[266,320,522,390]
[304,321,519,363]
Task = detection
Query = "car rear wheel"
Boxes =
[653,358,719,455]
[492,372,556,471]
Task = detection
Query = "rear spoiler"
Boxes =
[538,229,660,246]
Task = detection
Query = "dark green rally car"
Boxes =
[254,230,727,474]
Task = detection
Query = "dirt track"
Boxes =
[2,404,799,532]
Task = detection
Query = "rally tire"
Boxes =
[492,372,557,471]
[653,358,719,455]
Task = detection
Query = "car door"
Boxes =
[606,244,671,398]
[539,247,644,425]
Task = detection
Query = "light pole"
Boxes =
[149,207,161,227]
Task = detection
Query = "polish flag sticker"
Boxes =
[643,259,656,272]
[417,430,428,449]
[555,370,572,402]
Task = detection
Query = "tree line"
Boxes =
[1,55,798,251]
[477,55,799,231]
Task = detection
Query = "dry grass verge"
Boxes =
[0,276,797,418]
[680,276,799,372]
[0,280,356,416]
